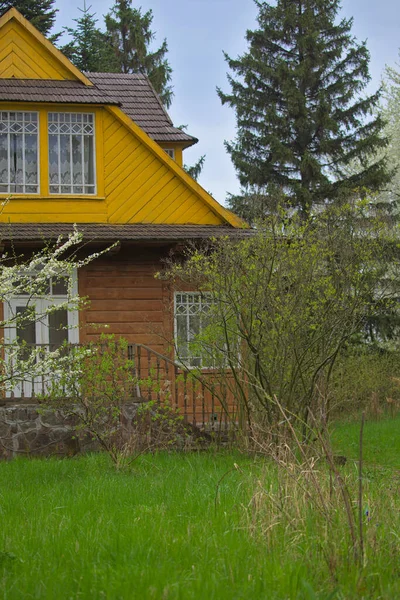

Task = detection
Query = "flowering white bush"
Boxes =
[0,226,110,397]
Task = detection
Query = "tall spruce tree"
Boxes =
[0,0,57,38]
[105,0,173,108]
[218,0,391,219]
[61,3,118,73]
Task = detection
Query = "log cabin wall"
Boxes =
[78,245,174,354]
[77,247,233,428]
[0,243,237,431]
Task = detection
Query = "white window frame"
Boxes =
[0,111,40,195]
[48,112,96,195]
[163,148,175,160]
[174,292,214,369]
[3,269,79,398]
[3,268,80,345]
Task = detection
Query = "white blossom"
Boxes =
[0,225,114,395]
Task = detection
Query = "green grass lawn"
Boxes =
[0,418,399,599]
[332,414,400,469]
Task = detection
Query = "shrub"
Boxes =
[331,350,400,419]
[42,335,193,467]
[163,203,399,433]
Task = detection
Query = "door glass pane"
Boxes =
[51,277,69,295]
[48,309,68,349]
[16,306,36,360]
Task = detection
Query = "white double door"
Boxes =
[4,298,79,398]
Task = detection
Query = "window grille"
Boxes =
[48,113,96,195]
[0,111,39,194]
[175,292,213,368]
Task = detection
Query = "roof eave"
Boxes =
[0,223,255,244]
[152,136,199,149]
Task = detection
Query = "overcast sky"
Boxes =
[54,0,400,205]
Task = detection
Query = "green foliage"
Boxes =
[218,0,391,219]
[60,2,118,72]
[43,335,193,466]
[164,203,400,429]
[134,398,194,451]
[227,185,289,223]
[331,350,400,418]
[0,0,58,38]
[43,335,136,465]
[184,154,206,182]
[105,0,173,107]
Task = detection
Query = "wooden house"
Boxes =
[0,8,248,446]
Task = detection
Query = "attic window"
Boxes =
[0,112,39,194]
[163,148,175,160]
[48,113,96,195]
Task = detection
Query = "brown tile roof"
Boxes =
[0,78,120,105]
[0,223,253,243]
[0,74,198,146]
[86,73,198,147]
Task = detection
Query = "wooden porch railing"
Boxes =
[127,343,234,433]
[2,343,236,433]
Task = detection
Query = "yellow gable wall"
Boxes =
[0,20,78,80]
[0,10,244,228]
[103,109,223,225]
[0,103,239,226]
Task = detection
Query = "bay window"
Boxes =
[0,111,39,194]
[48,112,95,195]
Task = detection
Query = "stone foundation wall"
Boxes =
[0,403,140,459]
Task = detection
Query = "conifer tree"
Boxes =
[184,155,206,181]
[218,0,391,219]
[0,0,57,38]
[105,0,173,108]
[61,3,117,73]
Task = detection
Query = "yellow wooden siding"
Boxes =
[103,110,224,225]
[0,20,77,80]
[0,103,240,226]
[1,201,108,223]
